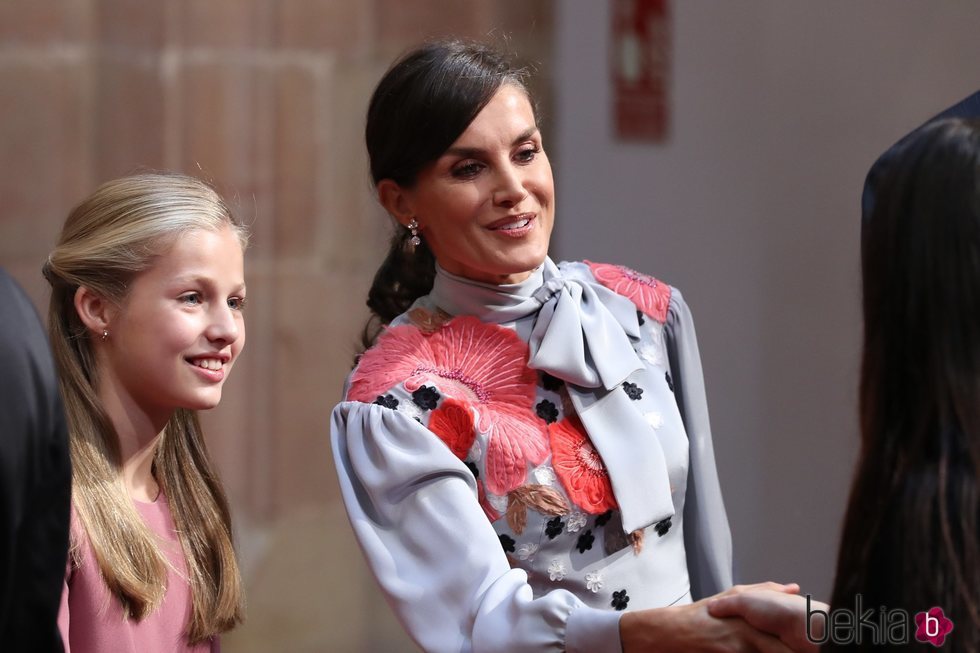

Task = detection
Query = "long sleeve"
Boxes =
[664,289,733,599]
[331,401,623,653]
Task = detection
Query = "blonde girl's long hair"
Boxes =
[44,172,247,642]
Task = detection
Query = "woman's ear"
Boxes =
[377,179,416,227]
[74,286,115,339]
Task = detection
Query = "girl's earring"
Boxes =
[101,329,109,341]
[407,218,421,248]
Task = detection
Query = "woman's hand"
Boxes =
[707,588,827,653]
[620,582,801,653]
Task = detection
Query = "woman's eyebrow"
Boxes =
[443,127,540,159]
[510,126,540,145]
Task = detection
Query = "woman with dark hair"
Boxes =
[826,118,980,651]
[332,41,805,652]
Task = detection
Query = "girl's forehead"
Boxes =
[139,227,244,283]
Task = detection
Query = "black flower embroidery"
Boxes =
[373,394,399,409]
[636,309,646,326]
[545,516,564,539]
[465,461,480,480]
[576,529,595,553]
[411,385,440,410]
[622,382,643,401]
[595,510,614,527]
[541,372,564,392]
[665,371,674,393]
[499,534,516,553]
[536,399,559,424]
[611,589,630,611]
[655,517,672,537]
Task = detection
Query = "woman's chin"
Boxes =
[505,253,548,279]
[181,391,224,412]
[487,256,547,284]
[442,246,549,285]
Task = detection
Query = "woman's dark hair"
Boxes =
[827,119,980,651]
[360,40,533,351]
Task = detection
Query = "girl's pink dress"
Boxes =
[57,496,218,653]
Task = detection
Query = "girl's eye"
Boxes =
[228,296,247,311]
[451,161,484,179]
[180,293,202,306]
[515,145,540,164]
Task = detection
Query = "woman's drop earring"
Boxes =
[101,329,109,341]
[407,218,421,248]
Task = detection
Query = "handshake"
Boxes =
[620,582,828,653]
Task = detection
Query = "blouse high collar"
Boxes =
[430,257,643,391]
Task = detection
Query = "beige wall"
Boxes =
[0,2,551,651]
[554,0,980,604]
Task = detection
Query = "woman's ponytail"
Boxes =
[360,228,435,351]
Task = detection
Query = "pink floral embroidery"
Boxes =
[548,414,618,514]
[428,398,476,459]
[586,261,671,324]
[348,316,549,495]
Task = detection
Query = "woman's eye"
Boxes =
[228,296,247,311]
[515,145,540,163]
[180,293,202,306]
[451,161,483,178]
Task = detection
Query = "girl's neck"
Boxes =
[121,437,162,503]
[97,375,170,503]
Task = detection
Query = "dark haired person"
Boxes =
[861,90,980,227]
[331,41,807,652]
[825,118,980,651]
[0,268,71,652]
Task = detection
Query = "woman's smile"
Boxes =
[486,212,536,236]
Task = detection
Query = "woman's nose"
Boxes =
[492,165,529,207]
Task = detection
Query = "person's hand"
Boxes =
[707,587,828,653]
[620,583,800,653]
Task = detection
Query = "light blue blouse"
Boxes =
[330,260,732,653]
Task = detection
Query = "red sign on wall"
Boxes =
[612,0,671,142]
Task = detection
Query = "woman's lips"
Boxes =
[186,356,227,382]
[487,213,536,237]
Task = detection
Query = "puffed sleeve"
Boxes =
[664,289,733,599]
[331,400,623,653]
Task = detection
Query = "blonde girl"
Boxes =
[45,172,246,652]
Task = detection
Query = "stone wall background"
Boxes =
[0,2,552,650]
